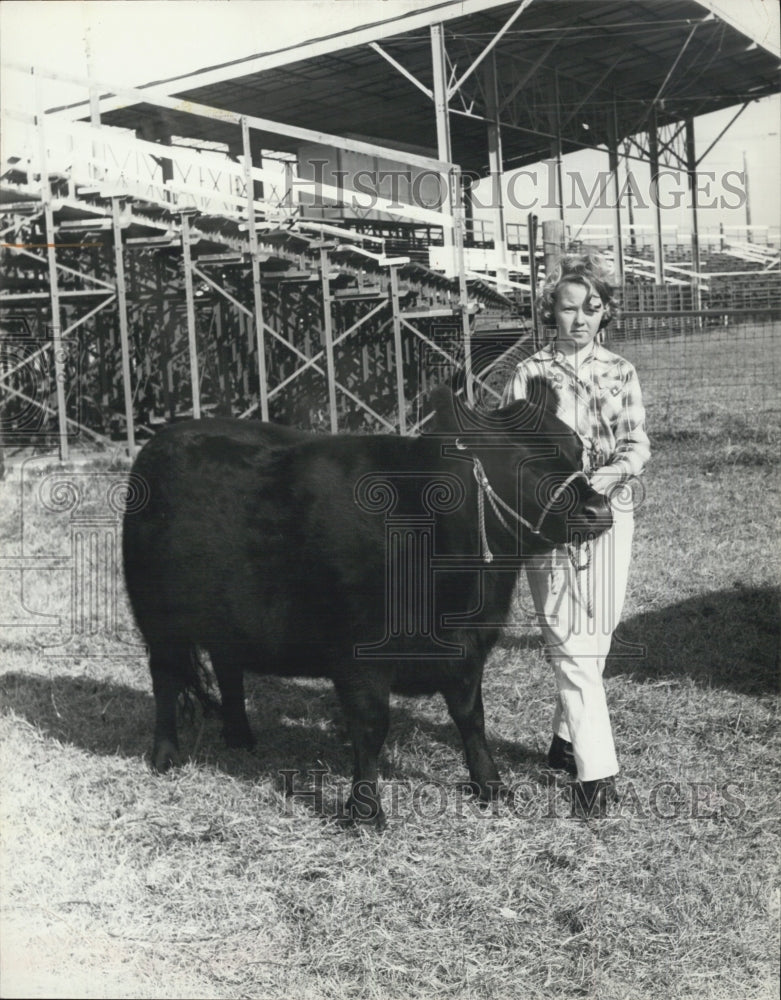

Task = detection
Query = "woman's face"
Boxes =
[553,280,605,350]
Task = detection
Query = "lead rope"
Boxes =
[471,455,588,562]
[476,476,494,563]
[567,536,594,619]
[472,457,534,563]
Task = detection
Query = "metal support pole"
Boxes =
[110,197,135,453]
[528,213,540,348]
[242,117,270,421]
[685,117,701,310]
[34,68,69,460]
[283,160,295,220]
[430,25,452,162]
[625,141,637,256]
[742,149,752,242]
[484,52,509,290]
[449,166,473,401]
[85,25,104,185]
[553,71,565,227]
[649,110,666,284]
[430,24,455,275]
[251,142,264,203]
[461,173,475,241]
[180,211,201,419]
[389,265,407,435]
[608,101,624,283]
[319,246,338,433]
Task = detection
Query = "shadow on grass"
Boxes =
[0,670,543,796]
[387,707,542,777]
[606,585,779,695]
[0,671,349,777]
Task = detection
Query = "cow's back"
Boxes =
[123,420,309,656]
[123,420,412,677]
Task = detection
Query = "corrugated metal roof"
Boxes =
[74,0,780,173]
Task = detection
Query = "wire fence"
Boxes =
[607,319,780,437]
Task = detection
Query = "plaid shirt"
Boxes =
[503,342,650,481]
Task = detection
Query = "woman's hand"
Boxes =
[589,469,620,497]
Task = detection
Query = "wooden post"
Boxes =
[542,219,565,277]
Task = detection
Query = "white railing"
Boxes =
[2,61,463,268]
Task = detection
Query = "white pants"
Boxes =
[525,505,634,781]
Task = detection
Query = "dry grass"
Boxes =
[1,323,779,999]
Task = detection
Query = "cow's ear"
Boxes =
[525,375,560,415]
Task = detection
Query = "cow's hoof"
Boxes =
[339,796,387,832]
[151,740,182,773]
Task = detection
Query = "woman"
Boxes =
[504,253,650,818]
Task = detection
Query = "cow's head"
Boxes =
[428,380,613,551]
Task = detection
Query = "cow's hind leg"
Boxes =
[210,647,255,750]
[150,642,190,772]
[334,672,391,829]
[442,670,505,801]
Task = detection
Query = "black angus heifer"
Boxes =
[122,383,612,827]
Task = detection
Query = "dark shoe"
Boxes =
[547,734,577,775]
[572,777,618,819]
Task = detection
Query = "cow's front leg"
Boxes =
[334,672,391,829]
[442,669,505,801]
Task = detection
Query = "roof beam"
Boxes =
[39,0,521,117]
[560,55,624,129]
[498,37,560,113]
[695,100,751,165]
[9,60,451,172]
[631,14,714,136]
[369,42,433,99]
[447,0,536,100]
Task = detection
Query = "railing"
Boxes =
[2,62,468,272]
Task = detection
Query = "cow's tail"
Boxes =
[178,646,224,722]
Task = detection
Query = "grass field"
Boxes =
[0,324,779,999]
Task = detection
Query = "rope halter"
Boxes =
[465,448,589,563]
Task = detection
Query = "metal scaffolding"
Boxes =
[2,2,779,458]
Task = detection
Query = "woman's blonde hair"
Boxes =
[539,252,617,330]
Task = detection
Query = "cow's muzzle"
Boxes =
[571,491,613,537]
